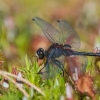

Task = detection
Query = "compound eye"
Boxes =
[36,48,44,59]
[40,51,43,54]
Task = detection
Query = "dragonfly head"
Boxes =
[36,48,45,59]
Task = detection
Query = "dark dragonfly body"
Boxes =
[73,51,100,56]
[33,17,100,79]
[44,43,72,57]
[41,43,100,59]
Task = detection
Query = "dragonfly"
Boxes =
[32,17,100,79]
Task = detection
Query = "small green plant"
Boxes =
[0,55,100,100]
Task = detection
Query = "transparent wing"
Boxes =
[66,56,87,77]
[33,17,60,43]
[39,59,62,79]
[57,20,81,50]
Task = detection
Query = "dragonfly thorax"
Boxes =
[49,43,72,50]
[64,44,71,49]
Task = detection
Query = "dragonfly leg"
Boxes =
[37,59,49,74]
[52,59,69,76]
[37,66,45,74]
[38,49,56,75]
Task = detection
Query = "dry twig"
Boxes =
[0,71,45,97]
[0,72,29,98]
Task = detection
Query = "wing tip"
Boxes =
[32,18,35,21]
[57,20,60,22]
[32,17,39,21]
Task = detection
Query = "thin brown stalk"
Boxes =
[0,71,45,96]
[0,72,29,98]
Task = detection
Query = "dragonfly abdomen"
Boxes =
[73,51,100,56]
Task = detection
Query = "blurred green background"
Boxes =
[0,0,100,67]
[0,0,100,99]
